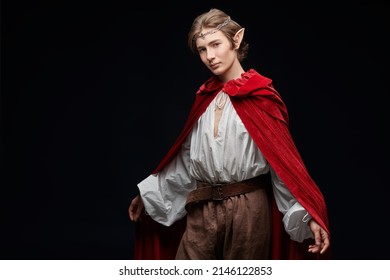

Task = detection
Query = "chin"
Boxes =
[210,67,225,76]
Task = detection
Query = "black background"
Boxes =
[2,1,389,260]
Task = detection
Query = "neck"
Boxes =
[219,61,245,83]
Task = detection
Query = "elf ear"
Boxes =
[233,28,245,49]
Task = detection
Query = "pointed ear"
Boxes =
[233,28,245,49]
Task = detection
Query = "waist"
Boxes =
[185,174,270,210]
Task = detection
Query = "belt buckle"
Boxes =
[211,184,224,200]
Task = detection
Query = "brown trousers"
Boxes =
[175,184,271,260]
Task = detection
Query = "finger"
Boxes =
[320,244,328,254]
[308,244,320,254]
[320,235,330,254]
[129,196,140,221]
[129,205,135,221]
[135,204,144,222]
[129,200,138,221]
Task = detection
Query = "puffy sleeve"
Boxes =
[137,135,197,226]
[270,167,314,242]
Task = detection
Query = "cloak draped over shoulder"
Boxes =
[134,69,330,259]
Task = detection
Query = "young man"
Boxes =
[129,8,331,259]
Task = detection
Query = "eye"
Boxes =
[198,48,206,53]
[212,42,220,48]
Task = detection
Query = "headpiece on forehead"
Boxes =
[197,17,231,40]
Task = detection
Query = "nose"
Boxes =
[206,49,215,63]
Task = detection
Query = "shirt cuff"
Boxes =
[282,202,313,242]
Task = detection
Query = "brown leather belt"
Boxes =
[185,174,270,210]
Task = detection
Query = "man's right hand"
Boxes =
[128,195,145,222]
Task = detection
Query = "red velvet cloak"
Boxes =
[134,69,331,259]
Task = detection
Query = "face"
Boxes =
[195,28,240,82]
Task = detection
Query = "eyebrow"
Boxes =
[196,39,222,51]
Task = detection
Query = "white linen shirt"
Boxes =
[138,92,313,242]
